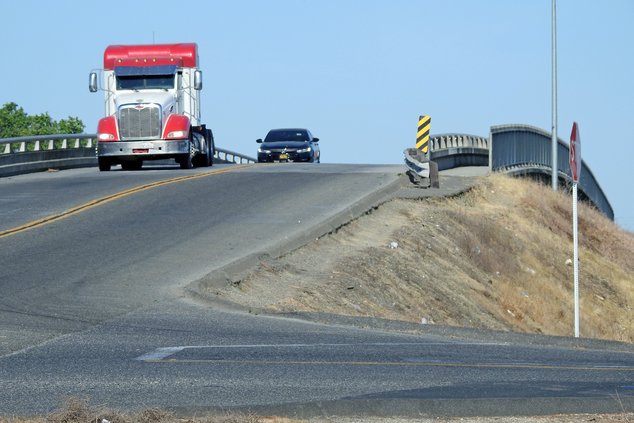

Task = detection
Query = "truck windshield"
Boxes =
[116,75,175,90]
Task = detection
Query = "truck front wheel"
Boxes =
[207,129,215,167]
[179,142,194,169]
[98,157,111,171]
[121,161,143,170]
[192,130,213,167]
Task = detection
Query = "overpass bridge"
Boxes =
[0,123,614,219]
[427,124,613,220]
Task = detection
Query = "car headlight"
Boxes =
[297,147,312,153]
[258,148,271,154]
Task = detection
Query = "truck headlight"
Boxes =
[166,130,187,139]
[96,116,118,141]
[162,115,191,139]
[98,133,115,141]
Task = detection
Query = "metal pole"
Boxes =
[573,182,580,337]
[552,0,558,190]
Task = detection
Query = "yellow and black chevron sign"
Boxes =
[416,115,431,154]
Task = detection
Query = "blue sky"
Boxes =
[1,0,632,231]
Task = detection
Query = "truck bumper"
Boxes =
[97,140,189,159]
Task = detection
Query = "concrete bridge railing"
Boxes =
[0,134,98,177]
[0,133,256,177]
[429,133,490,170]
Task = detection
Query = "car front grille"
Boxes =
[119,104,161,140]
[262,149,310,161]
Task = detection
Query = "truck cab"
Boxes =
[89,43,214,171]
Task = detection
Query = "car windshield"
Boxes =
[264,130,308,142]
[116,75,175,90]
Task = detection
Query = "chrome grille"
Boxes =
[118,104,161,140]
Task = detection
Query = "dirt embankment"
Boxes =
[210,174,634,343]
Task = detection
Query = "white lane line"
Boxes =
[135,347,186,361]
[134,341,507,361]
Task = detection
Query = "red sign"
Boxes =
[569,122,581,183]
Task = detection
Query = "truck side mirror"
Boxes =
[194,70,203,90]
[89,72,98,93]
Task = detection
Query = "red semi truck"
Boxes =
[89,43,214,171]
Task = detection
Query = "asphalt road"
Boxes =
[0,163,633,417]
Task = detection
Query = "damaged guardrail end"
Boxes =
[403,148,439,188]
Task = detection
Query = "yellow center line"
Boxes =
[143,358,634,372]
[0,165,253,239]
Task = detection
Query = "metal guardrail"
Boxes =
[403,148,439,187]
[0,133,256,177]
[490,124,613,220]
[423,126,613,219]
[214,148,256,164]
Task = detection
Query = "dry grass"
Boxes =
[1,397,633,423]
[0,397,302,423]
[228,173,634,343]
[429,175,634,340]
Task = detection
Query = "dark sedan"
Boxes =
[256,128,320,163]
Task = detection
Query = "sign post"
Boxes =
[569,122,581,338]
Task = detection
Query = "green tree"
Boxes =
[0,102,29,138]
[0,102,85,138]
[58,116,85,134]
[28,112,57,136]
